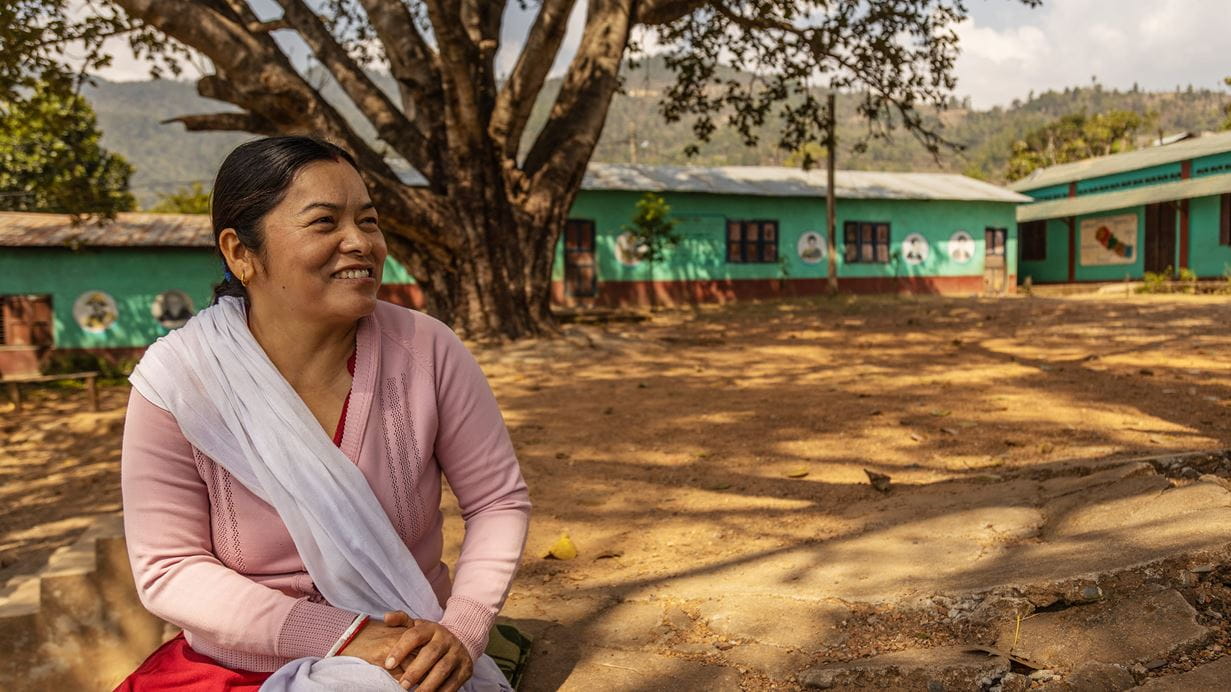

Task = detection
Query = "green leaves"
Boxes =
[622,192,681,265]
[1007,110,1152,181]
[0,81,136,218]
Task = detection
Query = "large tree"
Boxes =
[8,0,1037,339]
[1008,110,1151,181]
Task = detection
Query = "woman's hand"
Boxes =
[337,617,408,678]
[381,610,474,692]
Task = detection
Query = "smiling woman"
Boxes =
[115,137,529,692]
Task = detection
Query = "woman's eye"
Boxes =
[361,217,379,226]
[312,216,335,226]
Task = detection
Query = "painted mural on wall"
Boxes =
[72,291,118,334]
[1080,214,1136,266]
[902,233,930,266]
[797,231,828,264]
[152,289,195,329]
[615,231,648,266]
[947,231,975,265]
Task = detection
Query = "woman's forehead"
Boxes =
[284,160,370,207]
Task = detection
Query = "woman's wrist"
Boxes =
[330,614,371,656]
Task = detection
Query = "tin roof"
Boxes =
[1009,130,1231,193]
[0,212,212,248]
[1017,171,1231,223]
[580,163,1029,202]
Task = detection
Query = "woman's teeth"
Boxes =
[334,269,370,279]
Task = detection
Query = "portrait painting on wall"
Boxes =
[902,233,930,266]
[73,291,118,334]
[152,290,195,330]
[797,231,828,264]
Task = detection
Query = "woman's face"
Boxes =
[249,159,387,324]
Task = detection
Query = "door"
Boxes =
[1143,203,1176,275]
[983,227,1007,294]
[563,219,597,298]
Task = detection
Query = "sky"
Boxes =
[85,0,1231,110]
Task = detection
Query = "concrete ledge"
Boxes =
[0,514,166,691]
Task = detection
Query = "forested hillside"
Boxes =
[83,61,1230,207]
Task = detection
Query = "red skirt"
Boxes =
[114,633,273,691]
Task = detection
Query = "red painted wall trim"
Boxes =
[552,276,1007,308]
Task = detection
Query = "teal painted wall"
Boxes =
[1075,163,1181,195]
[1193,151,1231,178]
[0,247,218,349]
[1025,184,1070,201]
[1017,218,1073,284]
[0,248,413,348]
[1187,194,1231,277]
[564,190,1018,284]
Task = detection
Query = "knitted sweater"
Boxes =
[120,300,531,671]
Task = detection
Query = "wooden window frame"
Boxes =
[985,227,1008,257]
[563,219,598,298]
[1018,221,1046,261]
[843,221,892,264]
[1220,193,1231,246]
[726,219,779,264]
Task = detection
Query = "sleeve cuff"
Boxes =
[439,595,497,663]
[277,598,360,659]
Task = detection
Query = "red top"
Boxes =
[331,348,357,446]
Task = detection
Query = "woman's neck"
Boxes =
[245,298,356,393]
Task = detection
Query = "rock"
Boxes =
[698,596,846,651]
[588,601,666,649]
[1028,669,1055,681]
[864,469,892,493]
[999,590,1209,669]
[546,647,741,691]
[1144,659,1167,670]
[720,642,810,679]
[799,646,1008,690]
[1052,661,1134,691]
[801,668,836,689]
[1077,585,1105,603]
[1133,656,1231,689]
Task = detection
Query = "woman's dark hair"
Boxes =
[210,135,360,304]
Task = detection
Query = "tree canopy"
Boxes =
[1007,110,1151,181]
[0,81,136,216]
[8,0,1039,338]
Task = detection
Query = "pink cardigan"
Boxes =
[120,300,531,671]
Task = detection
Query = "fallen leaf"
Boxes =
[929,409,952,417]
[940,427,958,436]
[544,533,578,560]
[864,469,892,493]
[594,550,624,560]
[909,432,924,442]
[785,466,810,478]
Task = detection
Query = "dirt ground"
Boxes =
[4,293,1231,688]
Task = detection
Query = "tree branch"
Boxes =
[272,0,436,176]
[634,0,706,25]
[490,0,576,160]
[112,0,393,181]
[162,111,276,133]
[422,0,489,150]
[523,0,634,193]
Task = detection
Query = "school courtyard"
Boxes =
[5,292,1231,689]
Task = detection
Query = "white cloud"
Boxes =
[955,0,1231,108]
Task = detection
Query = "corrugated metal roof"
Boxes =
[580,163,1029,202]
[1009,130,1231,193]
[2,164,1024,249]
[1016,171,1231,222]
[0,212,213,248]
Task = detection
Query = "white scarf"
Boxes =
[129,296,511,691]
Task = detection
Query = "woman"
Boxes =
[117,136,530,691]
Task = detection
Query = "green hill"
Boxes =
[81,65,1231,207]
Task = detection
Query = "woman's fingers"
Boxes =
[383,624,433,671]
[383,610,412,627]
[410,648,458,692]
[438,662,471,692]
[397,626,457,689]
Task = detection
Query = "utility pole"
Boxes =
[826,91,838,294]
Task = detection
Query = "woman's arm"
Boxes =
[121,388,358,660]
[429,325,532,663]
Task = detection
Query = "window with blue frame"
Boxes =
[843,221,891,263]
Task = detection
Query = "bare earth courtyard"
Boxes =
[5,294,1231,690]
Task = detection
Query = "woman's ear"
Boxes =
[218,228,253,278]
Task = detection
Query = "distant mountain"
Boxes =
[82,64,1231,207]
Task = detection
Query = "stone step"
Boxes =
[1132,656,1231,690]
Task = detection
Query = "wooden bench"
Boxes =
[2,371,100,413]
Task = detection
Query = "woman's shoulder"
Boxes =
[371,300,467,372]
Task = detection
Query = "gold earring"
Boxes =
[240,271,249,287]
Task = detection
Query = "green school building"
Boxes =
[1013,131,1231,284]
[0,164,1024,374]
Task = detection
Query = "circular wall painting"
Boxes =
[948,230,975,264]
[151,289,195,329]
[73,291,118,334]
[797,231,827,264]
[901,233,930,266]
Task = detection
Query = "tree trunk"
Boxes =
[384,184,564,342]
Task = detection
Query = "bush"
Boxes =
[1139,269,1171,294]
[44,351,136,379]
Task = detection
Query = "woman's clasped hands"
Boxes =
[340,610,474,691]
